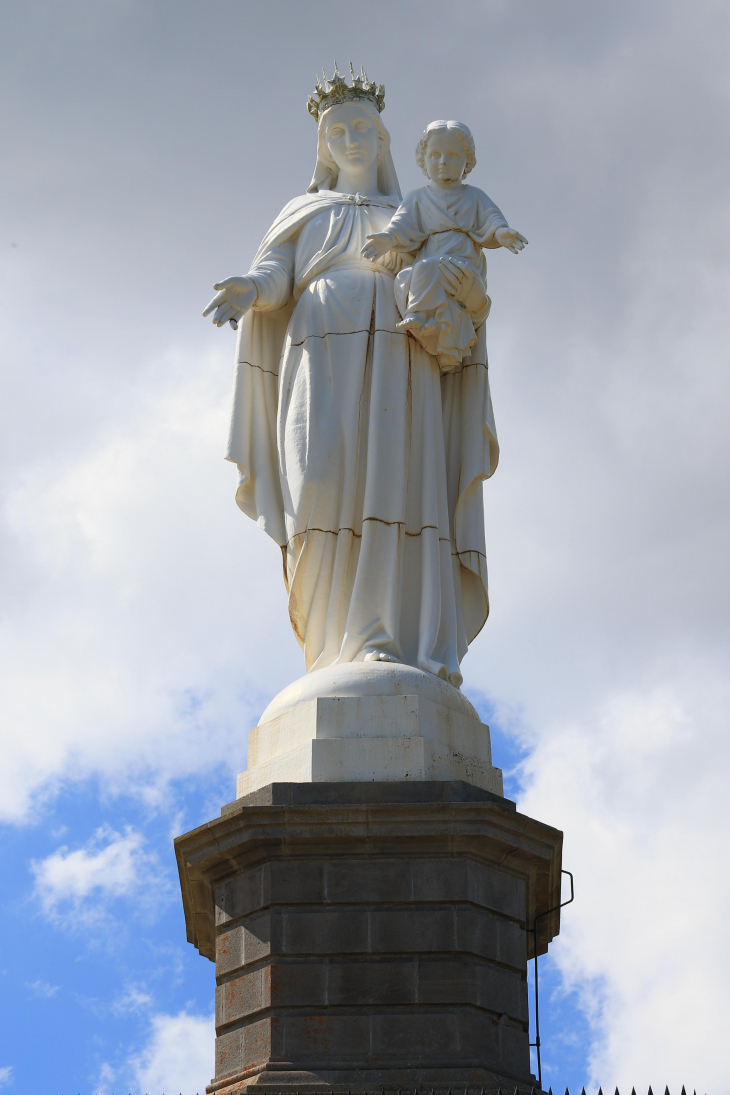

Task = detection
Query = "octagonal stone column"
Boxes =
[175,781,562,1095]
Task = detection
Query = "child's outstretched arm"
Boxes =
[362,191,428,262]
[494,226,528,253]
[361,231,396,261]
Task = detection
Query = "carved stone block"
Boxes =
[175,781,562,1095]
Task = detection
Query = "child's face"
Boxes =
[424,131,468,187]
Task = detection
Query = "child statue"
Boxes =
[361,120,527,371]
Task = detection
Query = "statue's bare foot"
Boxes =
[429,663,462,688]
[364,649,401,664]
[396,314,422,333]
[438,353,461,372]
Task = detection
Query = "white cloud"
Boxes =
[127,1010,213,1095]
[0,355,301,824]
[111,984,154,1016]
[30,825,168,926]
[95,1061,116,1095]
[0,1067,13,1089]
[25,979,59,998]
[518,677,730,1094]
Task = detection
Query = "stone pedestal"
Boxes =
[175,781,562,1095]
[236,664,504,799]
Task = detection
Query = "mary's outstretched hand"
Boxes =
[203,276,258,329]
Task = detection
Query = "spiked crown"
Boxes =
[307,62,385,122]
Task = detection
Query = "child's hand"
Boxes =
[361,232,394,261]
[495,226,528,254]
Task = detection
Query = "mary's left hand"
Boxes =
[439,256,488,316]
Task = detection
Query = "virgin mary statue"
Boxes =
[204,68,499,689]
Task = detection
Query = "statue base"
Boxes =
[175,781,562,1095]
[236,664,503,799]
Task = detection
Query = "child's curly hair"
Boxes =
[415,120,477,178]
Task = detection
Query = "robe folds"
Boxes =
[225,189,499,685]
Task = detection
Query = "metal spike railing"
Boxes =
[543,1090,702,1095]
[57,1088,706,1095]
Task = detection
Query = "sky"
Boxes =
[1,0,729,1092]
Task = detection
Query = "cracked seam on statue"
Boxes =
[288,326,405,348]
[285,520,452,546]
[237,359,279,376]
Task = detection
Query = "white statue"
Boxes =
[361,120,527,372]
[203,68,514,691]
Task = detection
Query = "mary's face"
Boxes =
[323,103,380,174]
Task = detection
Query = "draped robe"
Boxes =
[225,190,499,686]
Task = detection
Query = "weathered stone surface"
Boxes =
[220,779,512,811]
[175,781,562,1095]
[236,668,504,797]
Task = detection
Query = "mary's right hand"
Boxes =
[203,276,258,329]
